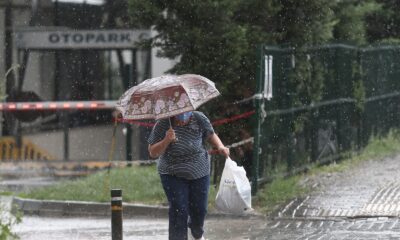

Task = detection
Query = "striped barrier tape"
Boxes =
[0,101,117,111]
[108,137,255,165]
[116,110,256,127]
[0,101,255,127]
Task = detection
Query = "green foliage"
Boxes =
[129,0,247,90]
[128,0,282,144]
[366,0,400,42]
[359,130,400,160]
[0,203,21,240]
[277,0,336,46]
[333,0,380,44]
[352,62,366,112]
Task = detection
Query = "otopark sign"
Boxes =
[15,29,151,49]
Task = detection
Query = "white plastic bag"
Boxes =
[215,157,252,214]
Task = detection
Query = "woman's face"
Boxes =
[174,111,193,123]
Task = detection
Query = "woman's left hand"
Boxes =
[217,146,230,158]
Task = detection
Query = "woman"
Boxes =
[148,111,229,240]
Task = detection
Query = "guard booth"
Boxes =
[7,28,152,161]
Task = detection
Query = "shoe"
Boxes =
[194,237,205,240]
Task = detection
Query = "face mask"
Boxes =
[175,111,193,122]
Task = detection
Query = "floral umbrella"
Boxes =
[115,74,220,120]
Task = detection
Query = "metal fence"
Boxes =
[251,44,400,194]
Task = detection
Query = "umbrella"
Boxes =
[115,74,220,120]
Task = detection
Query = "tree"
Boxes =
[276,0,335,47]
[128,1,246,95]
[333,0,379,44]
[366,0,400,42]
[127,0,280,142]
[273,0,335,112]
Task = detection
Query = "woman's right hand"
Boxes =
[165,127,176,143]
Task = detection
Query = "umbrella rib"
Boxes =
[179,82,197,110]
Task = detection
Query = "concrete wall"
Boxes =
[25,124,146,161]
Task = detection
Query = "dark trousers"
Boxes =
[160,174,210,240]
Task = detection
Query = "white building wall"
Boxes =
[27,125,127,161]
[150,30,179,78]
[39,52,55,100]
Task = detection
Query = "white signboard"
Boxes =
[15,29,151,49]
[263,55,273,100]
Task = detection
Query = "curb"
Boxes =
[12,197,264,219]
[12,197,169,218]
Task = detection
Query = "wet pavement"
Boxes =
[5,154,400,239]
[14,216,266,240]
[13,215,400,239]
[279,156,400,219]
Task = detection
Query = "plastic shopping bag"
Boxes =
[215,157,252,214]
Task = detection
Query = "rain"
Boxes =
[1,0,400,239]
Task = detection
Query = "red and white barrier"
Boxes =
[0,101,117,111]
[0,101,256,129]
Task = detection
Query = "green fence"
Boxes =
[252,44,400,194]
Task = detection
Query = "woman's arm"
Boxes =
[208,133,230,158]
[148,128,176,158]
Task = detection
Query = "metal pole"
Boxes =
[54,0,60,101]
[4,0,13,96]
[4,0,14,137]
[63,112,69,161]
[111,189,123,240]
[251,45,264,195]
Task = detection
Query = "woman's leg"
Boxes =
[188,175,210,239]
[160,174,190,240]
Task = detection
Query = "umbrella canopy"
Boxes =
[116,74,220,120]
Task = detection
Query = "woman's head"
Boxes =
[174,111,193,123]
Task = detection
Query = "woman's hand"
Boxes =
[148,127,176,158]
[217,146,230,158]
[165,127,176,143]
[208,133,230,158]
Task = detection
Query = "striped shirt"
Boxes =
[148,111,215,180]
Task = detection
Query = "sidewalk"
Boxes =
[277,154,400,220]
[237,154,400,239]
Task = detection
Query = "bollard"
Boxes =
[111,189,123,240]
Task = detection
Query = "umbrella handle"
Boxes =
[168,118,178,143]
[168,118,178,142]
[168,117,173,128]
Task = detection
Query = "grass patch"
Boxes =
[20,164,219,208]
[21,165,166,205]
[0,191,15,196]
[252,175,309,214]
